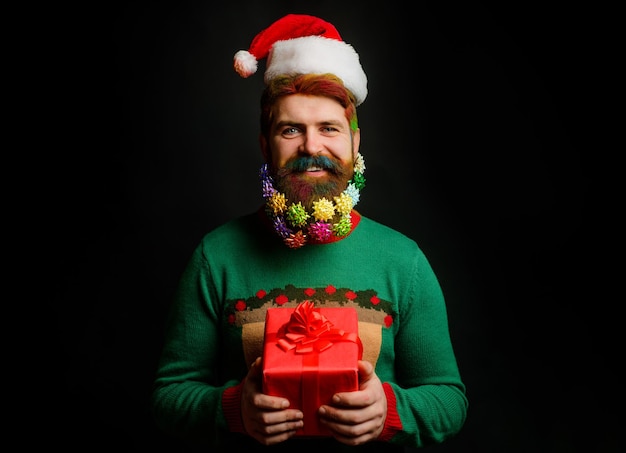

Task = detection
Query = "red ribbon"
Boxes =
[275,301,362,357]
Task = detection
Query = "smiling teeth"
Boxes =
[307,166,322,171]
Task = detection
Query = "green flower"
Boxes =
[352,172,366,190]
[286,202,310,227]
[333,215,352,236]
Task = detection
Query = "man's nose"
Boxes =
[300,130,323,155]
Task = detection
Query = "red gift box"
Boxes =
[262,301,363,437]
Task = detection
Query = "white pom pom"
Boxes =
[233,50,258,78]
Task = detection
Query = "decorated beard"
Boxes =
[274,155,349,211]
[260,153,366,249]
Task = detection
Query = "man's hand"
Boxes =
[317,360,387,445]
[241,357,304,445]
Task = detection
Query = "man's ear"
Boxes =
[259,134,269,161]
[352,128,361,159]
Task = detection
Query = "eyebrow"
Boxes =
[274,119,345,129]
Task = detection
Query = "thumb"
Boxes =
[248,356,262,377]
[357,359,375,382]
[243,356,263,391]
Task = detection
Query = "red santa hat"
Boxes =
[233,14,368,106]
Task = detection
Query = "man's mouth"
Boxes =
[282,155,340,174]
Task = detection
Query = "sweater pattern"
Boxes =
[225,283,395,326]
[225,284,396,369]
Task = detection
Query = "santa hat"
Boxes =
[233,14,368,105]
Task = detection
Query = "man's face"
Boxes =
[262,94,360,209]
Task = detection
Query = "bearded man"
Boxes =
[152,14,468,452]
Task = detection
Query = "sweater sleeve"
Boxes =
[151,244,243,443]
[385,247,468,447]
[222,382,246,433]
[377,382,402,441]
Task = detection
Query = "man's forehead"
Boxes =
[273,94,346,122]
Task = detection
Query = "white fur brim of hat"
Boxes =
[264,36,368,106]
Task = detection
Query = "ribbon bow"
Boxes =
[276,301,358,354]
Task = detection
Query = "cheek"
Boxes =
[271,152,292,169]
[270,140,298,167]
[329,141,355,164]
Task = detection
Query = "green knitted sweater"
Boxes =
[152,209,467,451]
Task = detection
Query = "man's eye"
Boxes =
[282,127,299,135]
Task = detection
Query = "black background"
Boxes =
[47,1,618,451]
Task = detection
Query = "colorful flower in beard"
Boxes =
[260,153,366,249]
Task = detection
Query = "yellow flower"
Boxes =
[312,198,335,221]
[333,192,353,216]
[354,153,366,174]
[268,192,287,214]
